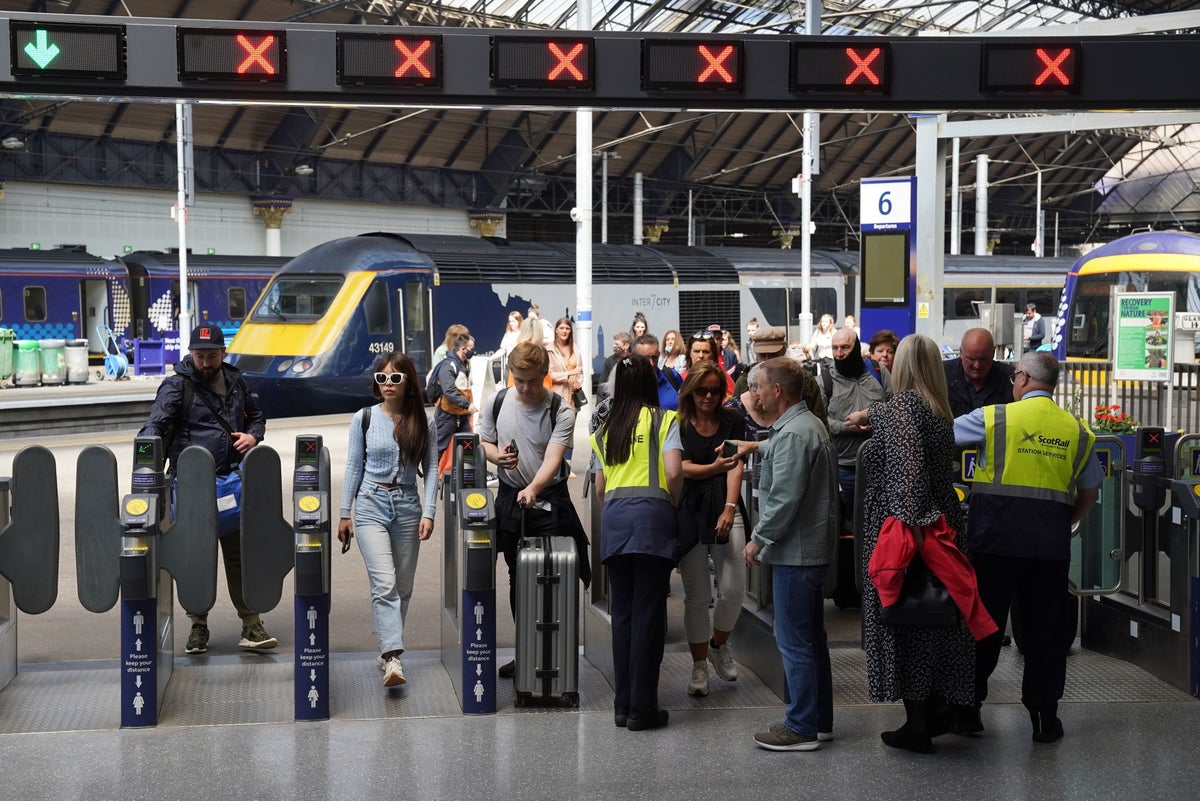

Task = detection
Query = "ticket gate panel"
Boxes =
[158,446,218,615]
[1071,437,1127,595]
[0,445,60,614]
[75,445,122,612]
[241,445,294,614]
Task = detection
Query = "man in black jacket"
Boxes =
[140,325,273,656]
[943,328,1014,419]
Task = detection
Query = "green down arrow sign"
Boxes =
[24,30,62,69]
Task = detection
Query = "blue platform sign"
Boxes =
[295,594,330,720]
[462,589,496,714]
[121,597,158,727]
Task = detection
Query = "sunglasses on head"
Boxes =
[691,330,716,341]
[374,372,405,385]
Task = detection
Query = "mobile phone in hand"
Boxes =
[722,440,738,458]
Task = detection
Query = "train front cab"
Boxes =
[228,267,433,418]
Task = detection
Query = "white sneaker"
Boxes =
[382,656,406,687]
[688,660,710,697]
[708,641,738,682]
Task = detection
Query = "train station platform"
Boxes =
[0,418,1197,800]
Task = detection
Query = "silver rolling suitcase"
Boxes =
[513,534,580,707]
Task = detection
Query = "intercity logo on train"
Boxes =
[1018,429,1070,460]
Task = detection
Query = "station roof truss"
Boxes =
[0,0,1199,250]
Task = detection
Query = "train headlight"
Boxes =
[291,357,317,374]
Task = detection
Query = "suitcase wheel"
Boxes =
[562,692,580,708]
[514,692,529,708]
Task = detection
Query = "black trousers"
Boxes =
[972,553,1070,712]
[607,553,674,714]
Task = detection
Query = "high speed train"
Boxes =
[227,232,1073,418]
[0,246,286,357]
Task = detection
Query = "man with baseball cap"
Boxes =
[140,325,275,655]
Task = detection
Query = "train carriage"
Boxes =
[0,247,125,353]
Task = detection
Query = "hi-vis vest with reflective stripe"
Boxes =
[590,406,675,504]
[972,396,1095,506]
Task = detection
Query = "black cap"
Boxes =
[189,325,226,350]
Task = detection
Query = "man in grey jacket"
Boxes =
[743,358,839,752]
[823,327,891,607]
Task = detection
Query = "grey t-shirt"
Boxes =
[479,389,576,500]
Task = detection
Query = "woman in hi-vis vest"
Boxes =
[591,355,683,732]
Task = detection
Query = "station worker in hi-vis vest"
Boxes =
[591,354,683,732]
[953,351,1103,744]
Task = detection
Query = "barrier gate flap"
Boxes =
[240,445,294,614]
[75,445,121,613]
[159,446,218,615]
[0,445,59,614]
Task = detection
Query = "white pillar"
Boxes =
[915,115,947,339]
[175,103,192,348]
[974,155,989,255]
[633,173,643,245]
[575,0,593,401]
[949,137,961,256]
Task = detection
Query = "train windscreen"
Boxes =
[1067,270,1198,358]
[252,277,344,322]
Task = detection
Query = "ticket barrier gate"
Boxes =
[76,438,295,726]
[76,438,218,727]
[439,433,497,713]
[1080,429,1200,696]
[0,446,60,691]
[288,436,332,720]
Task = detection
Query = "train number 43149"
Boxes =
[368,341,395,353]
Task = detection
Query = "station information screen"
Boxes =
[9,20,125,80]
[641,39,742,91]
[791,42,890,92]
[490,36,594,89]
[177,28,286,82]
[861,232,910,307]
[336,33,442,87]
[982,43,1079,93]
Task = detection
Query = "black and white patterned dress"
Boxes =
[860,390,975,705]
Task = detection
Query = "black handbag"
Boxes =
[879,557,959,628]
[571,387,588,408]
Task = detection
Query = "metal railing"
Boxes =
[1054,361,1200,433]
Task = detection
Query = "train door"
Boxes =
[397,277,432,374]
[169,280,200,337]
[80,279,109,353]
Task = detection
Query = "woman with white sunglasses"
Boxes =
[338,353,438,689]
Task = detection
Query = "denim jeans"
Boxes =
[354,483,423,655]
[772,564,834,735]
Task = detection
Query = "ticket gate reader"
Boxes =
[76,439,219,727]
[0,446,60,691]
[440,433,498,713]
[291,435,332,721]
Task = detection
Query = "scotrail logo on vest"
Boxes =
[1018,429,1070,460]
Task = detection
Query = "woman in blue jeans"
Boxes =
[338,353,438,688]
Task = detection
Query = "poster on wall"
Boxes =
[1112,291,1174,382]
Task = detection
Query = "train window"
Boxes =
[944,288,990,320]
[1025,288,1059,316]
[363,281,391,334]
[252,277,343,322]
[790,288,837,327]
[748,287,787,327]
[228,288,247,320]
[23,287,47,322]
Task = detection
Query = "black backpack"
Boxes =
[424,357,452,405]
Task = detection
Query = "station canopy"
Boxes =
[1,0,1199,250]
